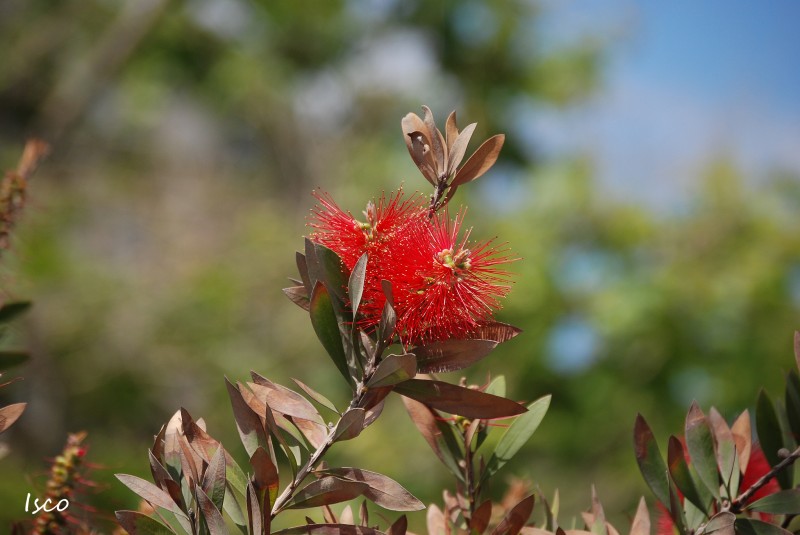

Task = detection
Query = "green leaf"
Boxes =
[0,301,31,324]
[223,485,247,530]
[484,376,506,398]
[310,281,352,385]
[685,402,720,499]
[412,339,498,374]
[667,436,708,514]
[315,243,349,302]
[114,511,175,535]
[784,371,800,445]
[734,518,793,535]
[0,351,29,372]
[633,414,671,507]
[367,354,416,388]
[708,408,740,500]
[348,253,368,315]
[482,395,550,483]
[756,389,791,489]
[747,489,800,514]
[394,379,526,419]
[287,476,368,509]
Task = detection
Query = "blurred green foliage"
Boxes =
[1,0,799,532]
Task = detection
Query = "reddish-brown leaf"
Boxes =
[249,375,324,423]
[115,474,181,513]
[196,486,227,535]
[284,286,311,311]
[471,500,493,534]
[114,511,174,534]
[367,353,417,387]
[0,402,25,433]
[470,323,522,344]
[387,515,407,535]
[451,134,505,186]
[251,446,279,507]
[446,122,477,177]
[445,111,459,150]
[394,379,526,419]
[413,339,498,373]
[273,524,386,535]
[492,495,534,535]
[287,476,369,509]
[332,408,366,442]
[320,467,424,511]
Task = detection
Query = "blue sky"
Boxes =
[534,0,800,205]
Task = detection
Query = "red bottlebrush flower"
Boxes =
[308,192,515,346]
[308,189,428,326]
[393,210,515,345]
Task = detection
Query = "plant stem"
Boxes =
[731,445,800,512]
[270,357,379,518]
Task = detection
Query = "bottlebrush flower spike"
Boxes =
[394,209,516,345]
[402,106,505,214]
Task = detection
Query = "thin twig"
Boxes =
[731,445,800,512]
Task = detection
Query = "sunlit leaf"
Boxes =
[451,134,505,186]
[319,467,424,511]
[394,379,526,419]
[482,396,550,482]
[287,476,368,509]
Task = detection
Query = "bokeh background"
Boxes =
[2,0,800,530]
